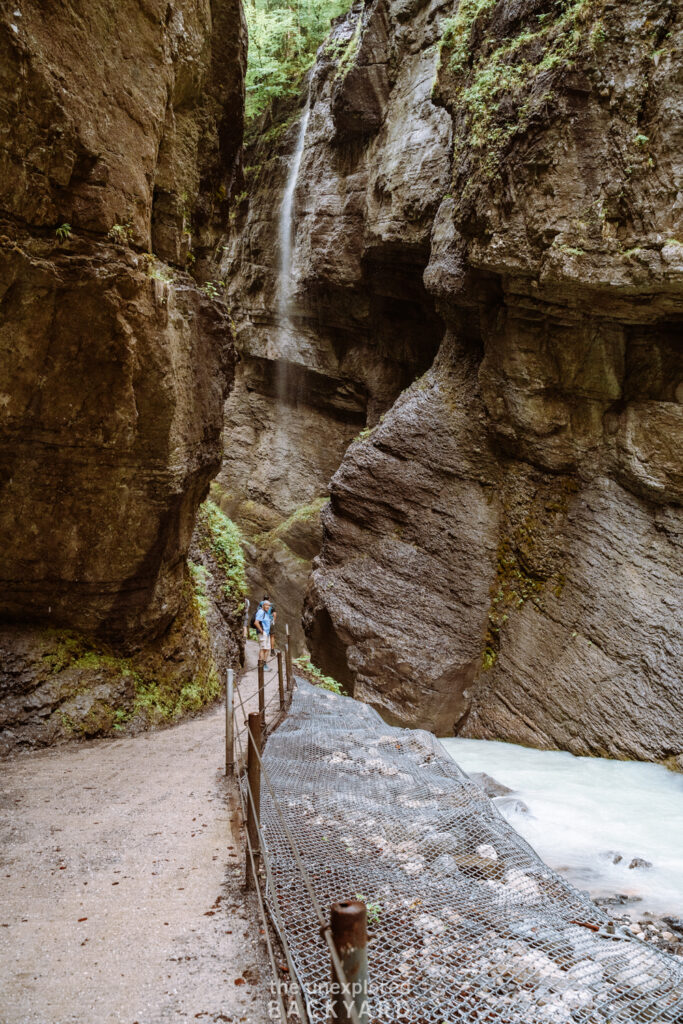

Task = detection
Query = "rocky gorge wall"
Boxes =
[227,0,683,762]
[0,0,246,752]
[217,0,451,649]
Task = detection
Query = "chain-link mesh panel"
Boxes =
[260,681,683,1023]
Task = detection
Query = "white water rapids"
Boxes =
[442,737,683,917]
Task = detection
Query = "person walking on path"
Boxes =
[267,603,277,659]
[254,599,272,665]
[256,595,278,659]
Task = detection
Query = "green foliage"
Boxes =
[197,500,248,607]
[354,426,373,442]
[440,0,599,181]
[201,281,221,299]
[334,14,362,78]
[107,221,133,244]
[42,630,134,678]
[55,223,72,242]
[589,20,606,49]
[42,614,222,736]
[146,257,174,283]
[293,656,343,694]
[262,496,329,544]
[441,0,498,74]
[244,0,351,123]
[188,560,211,620]
[131,668,221,722]
[355,893,382,925]
[481,646,497,671]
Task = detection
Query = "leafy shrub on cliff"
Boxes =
[245,0,350,122]
[188,560,211,619]
[41,597,222,738]
[197,500,248,607]
[293,655,343,694]
[438,0,613,185]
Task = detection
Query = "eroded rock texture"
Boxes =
[0,0,246,750]
[292,0,682,760]
[218,0,450,649]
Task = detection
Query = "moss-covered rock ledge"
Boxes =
[0,500,246,756]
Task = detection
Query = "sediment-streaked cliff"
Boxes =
[0,0,247,751]
[225,0,683,763]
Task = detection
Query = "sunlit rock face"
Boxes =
[0,0,246,747]
[300,0,683,761]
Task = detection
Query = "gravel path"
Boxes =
[0,644,282,1024]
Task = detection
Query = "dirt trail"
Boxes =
[0,643,281,1024]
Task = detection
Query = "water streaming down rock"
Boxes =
[275,95,312,407]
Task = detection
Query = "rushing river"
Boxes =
[441,737,683,918]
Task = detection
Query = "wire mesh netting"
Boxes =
[260,680,683,1023]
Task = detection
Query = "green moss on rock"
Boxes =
[36,564,224,742]
[197,499,247,607]
[437,0,602,187]
[293,655,344,694]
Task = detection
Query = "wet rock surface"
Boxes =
[0,507,245,756]
[217,0,452,650]
[297,0,683,758]
[604,911,683,960]
[0,0,246,743]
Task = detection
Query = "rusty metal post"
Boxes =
[225,668,234,776]
[245,712,262,889]
[285,623,293,692]
[277,651,285,711]
[329,900,369,1024]
[258,660,265,731]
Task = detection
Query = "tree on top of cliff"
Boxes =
[245,0,350,121]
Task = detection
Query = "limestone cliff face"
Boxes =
[217,0,451,649]
[302,0,683,762]
[0,0,246,750]
[225,0,681,761]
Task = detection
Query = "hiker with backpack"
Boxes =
[254,599,272,665]
[250,594,277,660]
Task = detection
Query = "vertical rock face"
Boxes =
[218,0,452,648]
[0,0,246,749]
[297,0,683,761]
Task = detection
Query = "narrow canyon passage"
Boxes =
[0,702,271,1024]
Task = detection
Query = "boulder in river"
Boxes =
[495,796,531,817]
[469,772,513,798]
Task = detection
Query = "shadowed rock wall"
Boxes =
[0,0,246,750]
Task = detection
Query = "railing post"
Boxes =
[329,900,369,1024]
[245,711,262,890]
[277,650,285,711]
[285,623,293,692]
[258,660,265,731]
[225,668,234,776]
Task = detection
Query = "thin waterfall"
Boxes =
[275,95,311,411]
[278,99,311,328]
